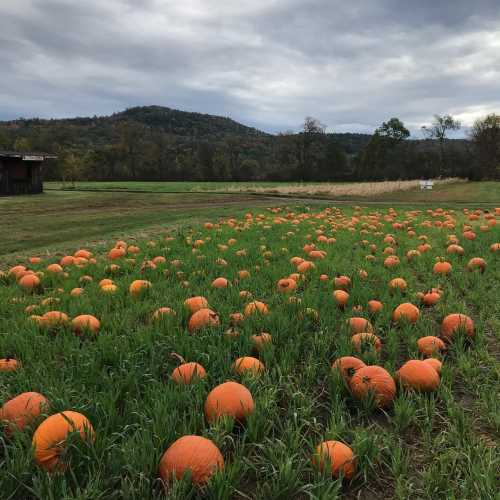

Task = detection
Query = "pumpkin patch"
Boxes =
[0,203,498,497]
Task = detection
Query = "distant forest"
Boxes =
[0,106,498,182]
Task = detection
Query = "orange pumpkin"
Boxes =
[211,277,229,289]
[312,440,356,479]
[0,392,48,436]
[351,333,382,353]
[129,280,152,296]
[204,381,254,423]
[232,356,265,376]
[333,290,350,308]
[277,278,297,293]
[347,317,373,334]
[396,360,440,392]
[349,365,396,408]
[422,292,440,306]
[32,411,95,472]
[71,315,100,335]
[18,274,41,291]
[417,336,446,356]
[433,261,452,275]
[41,311,69,329]
[388,278,407,292]
[423,358,442,374]
[244,301,269,316]
[172,362,206,384]
[331,356,366,381]
[184,296,209,314]
[0,358,21,372]
[188,308,220,332]
[334,276,351,289]
[441,313,474,340]
[159,435,224,485]
[392,303,419,324]
[251,332,272,352]
[467,257,486,272]
[367,300,383,314]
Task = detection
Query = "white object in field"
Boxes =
[419,180,434,190]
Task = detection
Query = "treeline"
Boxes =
[0,106,498,182]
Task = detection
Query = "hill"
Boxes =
[0,106,474,182]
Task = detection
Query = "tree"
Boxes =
[295,117,327,180]
[421,114,461,176]
[470,114,500,180]
[13,137,32,152]
[377,118,410,143]
[61,152,86,187]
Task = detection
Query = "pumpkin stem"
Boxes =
[170,352,186,364]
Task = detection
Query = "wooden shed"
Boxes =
[0,152,57,195]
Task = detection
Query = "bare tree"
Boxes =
[421,114,461,176]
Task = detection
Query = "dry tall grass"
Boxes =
[209,178,462,197]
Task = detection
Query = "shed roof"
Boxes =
[0,151,58,160]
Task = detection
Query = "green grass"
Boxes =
[0,191,277,261]
[0,203,499,499]
[45,180,500,204]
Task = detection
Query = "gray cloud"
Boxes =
[1,0,499,135]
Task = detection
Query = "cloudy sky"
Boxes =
[1,0,499,135]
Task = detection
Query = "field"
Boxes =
[0,195,499,499]
[45,180,500,203]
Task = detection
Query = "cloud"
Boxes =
[0,0,499,135]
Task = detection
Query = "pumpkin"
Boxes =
[42,311,69,328]
[184,296,209,314]
[153,307,176,320]
[188,308,220,332]
[74,249,92,259]
[441,313,474,340]
[232,356,265,376]
[59,256,75,267]
[332,289,349,308]
[0,358,21,372]
[490,243,500,253]
[423,358,442,374]
[347,317,373,334]
[396,360,440,392]
[129,279,152,296]
[244,301,269,316]
[297,261,315,273]
[422,292,440,306]
[46,263,63,274]
[251,332,272,352]
[212,277,229,289]
[417,336,446,356]
[312,440,356,479]
[101,284,118,294]
[277,278,297,293]
[467,257,486,272]
[334,276,351,289]
[71,315,100,335]
[388,278,407,292]
[8,265,26,279]
[32,411,95,472]
[159,435,224,485]
[204,381,254,423]
[108,247,126,260]
[433,261,452,275]
[0,392,48,436]
[351,333,382,353]
[392,303,419,324]
[331,356,366,380]
[172,362,206,384]
[367,300,383,314]
[349,365,396,408]
[70,287,84,297]
[18,273,41,291]
[446,244,464,255]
